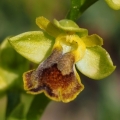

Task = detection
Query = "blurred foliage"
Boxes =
[0,0,69,41]
[0,0,120,120]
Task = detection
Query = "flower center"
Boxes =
[53,33,86,62]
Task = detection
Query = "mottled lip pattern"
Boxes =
[23,48,84,102]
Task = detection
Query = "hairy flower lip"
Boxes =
[23,48,84,102]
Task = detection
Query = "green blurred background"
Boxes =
[0,0,120,120]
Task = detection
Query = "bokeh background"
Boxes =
[0,0,120,120]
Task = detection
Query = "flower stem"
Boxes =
[66,0,98,21]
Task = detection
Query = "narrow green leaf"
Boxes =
[76,46,116,79]
[6,90,21,118]
[105,0,120,10]
[21,93,34,118]
[9,31,55,64]
[0,95,7,120]
[7,103,25,120]
[67,0,98,21]
[6,91,34,120]
[26,94,50,120]
[81,34,103,47]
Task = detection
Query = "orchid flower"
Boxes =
[9,16,115,102]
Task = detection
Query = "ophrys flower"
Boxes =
[9,16,116,102]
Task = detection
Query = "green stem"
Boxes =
[67,0,98,21]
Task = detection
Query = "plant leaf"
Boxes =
[6,90,21,118]
[105,0,120,10]
[21,93,34,118]
[26,94,50,120]
[0,95,7,120]
[76,46,116,79]
[9,31,55,64]
[7,103,25,120]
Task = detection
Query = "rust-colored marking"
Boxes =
[23,48,84,102]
